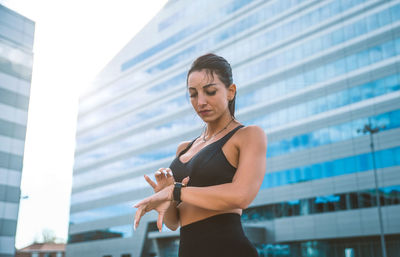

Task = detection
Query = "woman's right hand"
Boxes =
[144,168,175,193]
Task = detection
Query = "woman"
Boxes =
[133,53,267,257]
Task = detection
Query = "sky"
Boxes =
[0,0,168,249]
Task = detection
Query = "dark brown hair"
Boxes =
[187,53,236,117]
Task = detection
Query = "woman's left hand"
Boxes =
[133,184,174,232]
[145,168,174,193]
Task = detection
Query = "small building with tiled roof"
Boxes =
[15,243,65,257]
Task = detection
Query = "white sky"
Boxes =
[0,0,168,249]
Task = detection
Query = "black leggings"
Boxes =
[178,213,259,257]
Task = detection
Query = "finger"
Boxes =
[167,173,175,183]
[165,168,173,178]
[133,200,141,208]
[135,202,155,230]
[157,212,165,232]
[161,168,168,177]
[144,204,152,214]
[133,197,148,208]
[144,175,157,189]
[134,206,144,230]
[182,176,190,185]
[155,169,163,183]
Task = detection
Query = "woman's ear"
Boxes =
[228,83,236,101]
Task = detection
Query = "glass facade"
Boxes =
[242,185,400,221]
[75,71,400,172]
[68,0,400,257]
[0,4,35,257]
[69,184,400,225]
[121,0,257,72]
[252,235,400,257]
[69,185,400,257]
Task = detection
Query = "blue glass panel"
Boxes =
[378,8,392,27]
[333,159,345,176]
[366,13,379,31]
[311,164,322,179]
[377,148,395,168]
[292,136,300,148]
[384,74,399,93]
[293,168,301,183]
[382,40,396,59]
[395,148,400,165]
[345,54,358,71]
[354,17,367,35]
[332,27,344,45]
[263,146,400,191]
[357,153,368,171]
[226,0,254,13]
[389,111,400,128]
[300,134,309,147]
[391,4,400,21]
[375,112,390,129]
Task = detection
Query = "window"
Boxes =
[383,186,400,205]
[358,190,375,208]
[243,185,400,222]
[273,203,283,218]
[336,194,346,211]
[300,199,312,215]
[311,164,322,179]
[347,193,359,209]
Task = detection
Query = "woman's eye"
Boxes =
[206,91,217,96]
[189,93,197,98]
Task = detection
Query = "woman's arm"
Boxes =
[180,126,267,211]
[163,201,180,230]
[134,126,267,230]
[156,141,191,230]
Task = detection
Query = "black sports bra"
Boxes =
[169,125,244,187]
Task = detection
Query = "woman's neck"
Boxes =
[205,113,235,136]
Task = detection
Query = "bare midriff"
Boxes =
[178,202,242,227]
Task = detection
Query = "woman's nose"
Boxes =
[197,93,207,106]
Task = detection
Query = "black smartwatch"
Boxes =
[173,182,186,205]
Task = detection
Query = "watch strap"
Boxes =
[173,182,186,204]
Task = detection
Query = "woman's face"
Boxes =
[187,69,235,122]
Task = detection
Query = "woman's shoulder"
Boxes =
[235,125,267,145]
[238,125,266,136]
[176,140,192,156]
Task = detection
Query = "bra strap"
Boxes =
[218,125,245,146]
[178,125,244,156]
[178,136,199,157]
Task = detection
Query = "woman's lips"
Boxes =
[199,110,211,116]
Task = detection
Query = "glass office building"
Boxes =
[0,4,35,257]
[68,0,400,256]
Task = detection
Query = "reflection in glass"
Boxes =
[243,185,400,222]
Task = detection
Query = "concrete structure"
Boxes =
[0,4,35,257]
[68,0,400,256]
